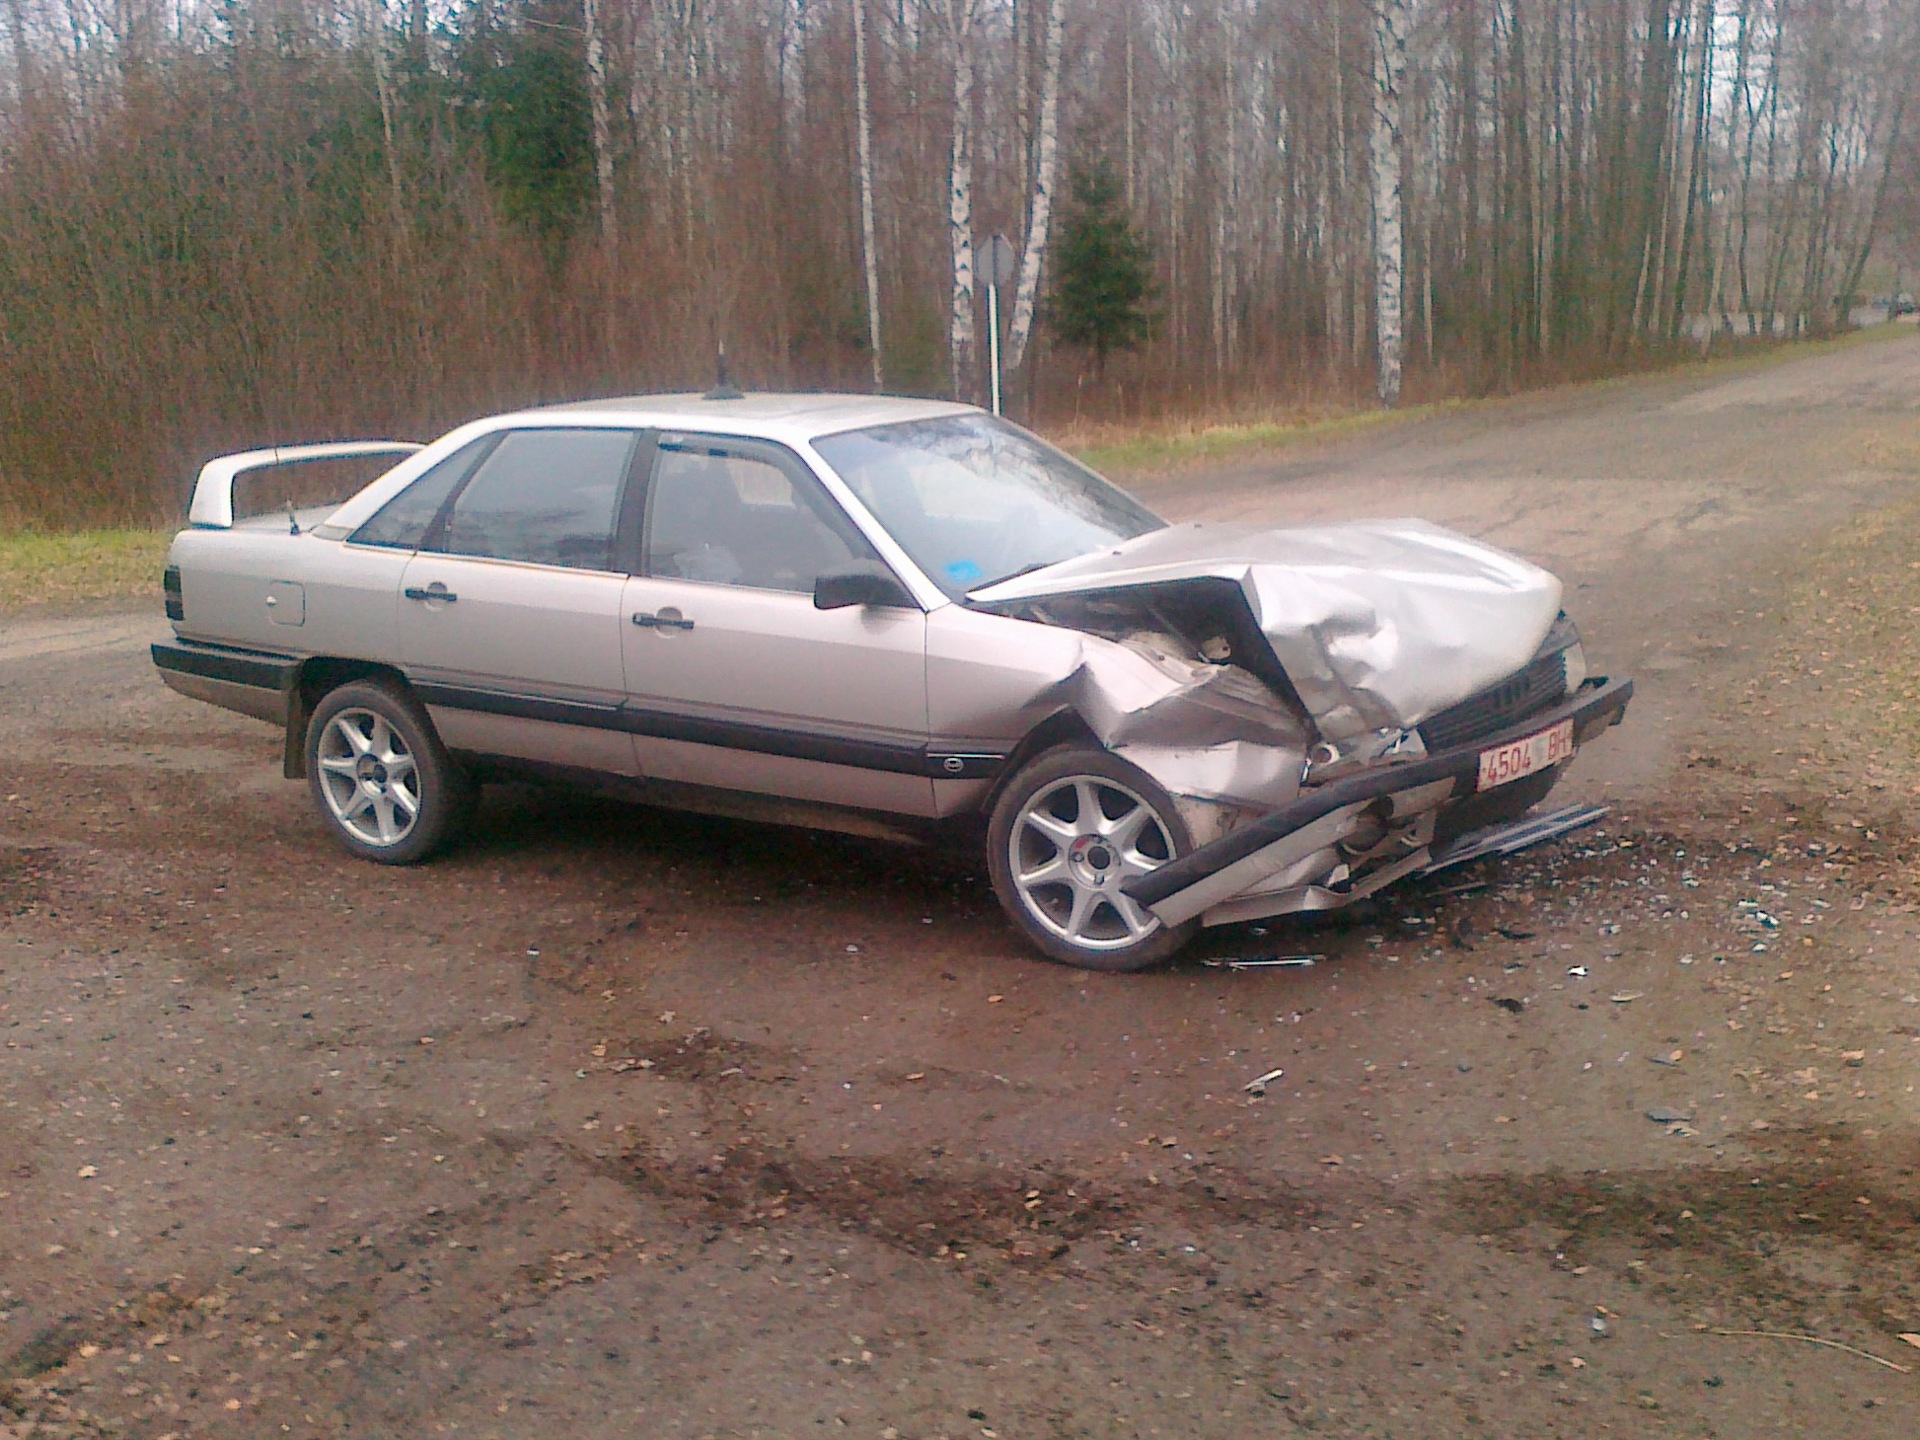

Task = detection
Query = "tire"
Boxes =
[304,677,472,865]
[986,745,1197,972]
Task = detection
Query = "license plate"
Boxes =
[1477,718,1575,791]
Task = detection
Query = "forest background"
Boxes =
[0,0,1914,528]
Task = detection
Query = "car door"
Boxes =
[619,433,934,815]
[396,426,645,776]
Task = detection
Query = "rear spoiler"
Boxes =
[187,442,424,529]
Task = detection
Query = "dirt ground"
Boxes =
[4,337,1920,1439]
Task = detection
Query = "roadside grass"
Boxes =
[0,529,171,613]
[0,325,1909,615]
[1741,485,1920,834]
[1063,398,1469,476]
[1854,415,1920,473]
[1061,321,1915,477]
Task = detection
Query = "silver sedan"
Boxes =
[154,392,1631,970]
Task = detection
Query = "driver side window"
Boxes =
[643,440,877,593]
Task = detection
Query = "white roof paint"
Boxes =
[307,392,984,540]
[509,392,976,444]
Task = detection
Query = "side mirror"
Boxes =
[814,561,916,611]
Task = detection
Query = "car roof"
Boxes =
[510,392,978,444]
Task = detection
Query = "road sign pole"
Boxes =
[987,281,1002,416]
[985,233,1016,418]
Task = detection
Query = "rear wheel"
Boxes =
[305,678,472,864]
[986,746,1196,971]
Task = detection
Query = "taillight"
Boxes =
[163,565,183,621]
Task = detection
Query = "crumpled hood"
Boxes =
[969,518,1565,741]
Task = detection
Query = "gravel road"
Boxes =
[4,336,1920,1438]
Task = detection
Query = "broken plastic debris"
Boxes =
[1610,992,1645,1004]
[1205,954,1322,970]
[1645,1107,1693,1123]
[1568,966,1589,978]
[1243,1067,1286,1096]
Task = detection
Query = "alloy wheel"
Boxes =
[314,707,421,847]
[1008,775,1175,951]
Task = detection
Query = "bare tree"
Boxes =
[584,0,617,249]
[853,0,884,387]
[943,0,979,401]
[1003,0,1062,378]
[1,0,1911,529]
[1368,0,1407,404]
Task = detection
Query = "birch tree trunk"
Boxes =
[853,0,884,388]
[1370,0,1409,405]
[944,0,978,402]
[778,0,805,149]
[584,0,617,249]
[4,0,35,103]
[1003,0,1062,376]
[361,0,407,239]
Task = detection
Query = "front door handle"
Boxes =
[404,583,458,603]
[632,611,694,631]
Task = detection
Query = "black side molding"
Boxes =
[1123,676,1634,909]
[151,638,301,693]
[412,680,1011,780]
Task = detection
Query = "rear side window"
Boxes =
[349,437,492,550]
[434,429,638,571]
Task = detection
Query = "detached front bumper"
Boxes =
[1124,676,1634,926]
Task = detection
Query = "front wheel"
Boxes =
[305,678,471,865]
[986,746,1197,971]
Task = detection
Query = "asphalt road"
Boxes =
[4,335,1920,1439]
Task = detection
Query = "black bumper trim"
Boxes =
[152,639,300,693]
[1123,676,1634,909]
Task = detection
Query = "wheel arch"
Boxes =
[283,657,415,779]
[977,708,1104,816]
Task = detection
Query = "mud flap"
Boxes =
[283,685,311,780]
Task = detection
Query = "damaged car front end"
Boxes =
[918,509,1630,965]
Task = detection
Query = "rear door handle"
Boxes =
[632,611,694,631]
[405,584,457,603]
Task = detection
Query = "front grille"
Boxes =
[1417,648,1568,751]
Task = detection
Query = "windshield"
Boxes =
[813,414,1164,598]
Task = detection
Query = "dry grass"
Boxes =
[1854,418,1920,473]
[1057,399,1463,477]
[1739,494,1920,810]
[1061,322,1916,478]
[0,530,171,614]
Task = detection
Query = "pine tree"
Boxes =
[1050,160,1152,373]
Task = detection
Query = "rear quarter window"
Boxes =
[350,437,494,550]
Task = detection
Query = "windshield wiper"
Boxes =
[979,557,1059,588]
